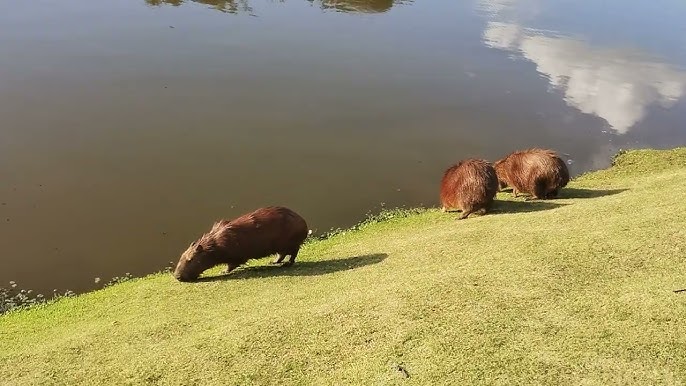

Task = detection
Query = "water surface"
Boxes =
[1,0,685,293]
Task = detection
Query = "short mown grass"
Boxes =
[1,147,685,385]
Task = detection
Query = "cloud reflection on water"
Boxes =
[480,1,686,134]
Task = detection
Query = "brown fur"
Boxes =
[440,159,498,219]
[173,206,309,282]
[494,148,570,199]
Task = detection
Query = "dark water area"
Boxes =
[1,0,685,294]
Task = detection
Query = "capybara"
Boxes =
[440,159,499,219]
[173,206,309,282]
[494,148,570,199]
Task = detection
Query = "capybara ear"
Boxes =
[195,244,203,253]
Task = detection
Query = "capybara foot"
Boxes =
[282,250,299,267]
[223,264,237,275]
[475,208,487,216]
[272,253,285,264]
[457,211,471,220]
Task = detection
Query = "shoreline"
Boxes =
[1,146,680,314]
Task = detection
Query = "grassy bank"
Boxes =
[1,148,686,385]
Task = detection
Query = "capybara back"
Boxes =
[440,158,498,219]
[494,148,569,199]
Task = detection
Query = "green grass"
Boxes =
[2,147,686,385]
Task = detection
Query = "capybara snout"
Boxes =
[440,158,498,219]
[174,271,193,282]
[174,242,210,282]
[173,206,309,281]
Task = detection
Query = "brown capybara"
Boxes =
[440,159,499,219]
[494,148,570,199]
[173,206,309,282]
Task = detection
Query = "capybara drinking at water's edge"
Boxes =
[173,206,309,282]
[440,159,499,219]
[494,148,570,199]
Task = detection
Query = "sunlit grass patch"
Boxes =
[1,147,685,385]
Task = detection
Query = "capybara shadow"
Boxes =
[558,188,628,199]
[195,253,388,282]
[491,200,565,214]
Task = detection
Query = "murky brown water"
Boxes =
[1,0,685,294]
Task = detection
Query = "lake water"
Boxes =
[1,0,685,294]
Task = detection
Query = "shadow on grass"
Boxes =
[497,187,628,200]
[491,200,566,214]
[558,188,628,199]
[196,253,388,282]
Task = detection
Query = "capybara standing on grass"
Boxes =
[494,148,570,199]
[440,159,499,219]
[173,206,309,282]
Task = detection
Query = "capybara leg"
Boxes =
[547,189,559,199]
[223,264,237,275]
[272,253,285,264]
[441,207,446,213]
[512,188,519,197]
[282,248,300,267]
[533,180,548,200]
[458,210,472,220]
